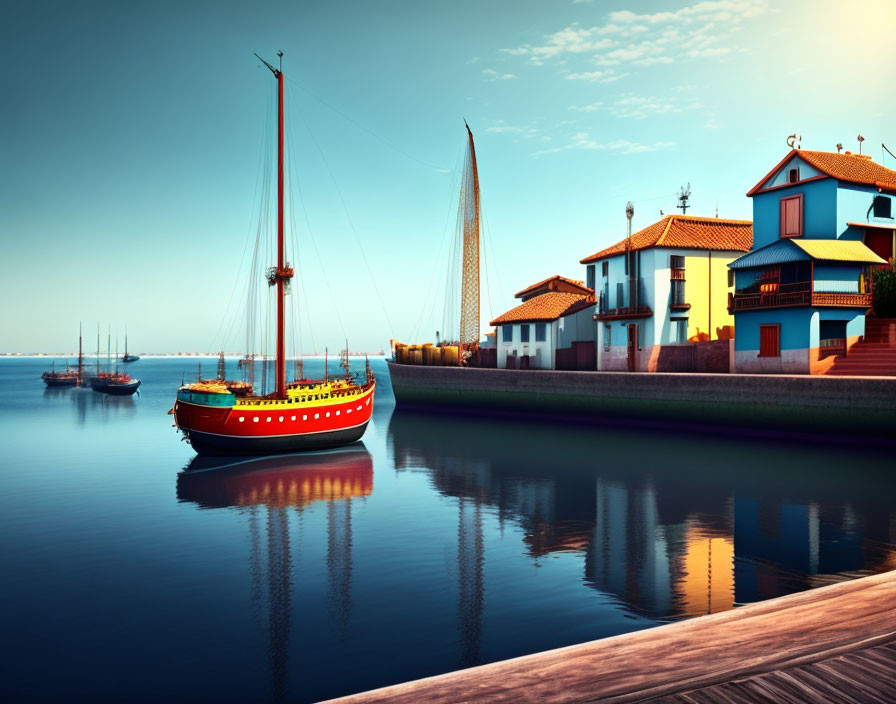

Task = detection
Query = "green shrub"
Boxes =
[872,266,896,317]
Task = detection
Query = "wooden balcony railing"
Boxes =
[594,305,653,321]
[670,268,686,281]
[728,282,872,312]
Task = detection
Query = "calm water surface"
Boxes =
[1,357,895,702]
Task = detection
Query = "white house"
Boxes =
[490,276,595,370]
[579,215,752,372]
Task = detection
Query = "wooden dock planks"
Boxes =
[322,570,896,704]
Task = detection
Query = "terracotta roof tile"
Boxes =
[579,215,752,264]
[515,275,592,299]
[490,292,594,326]
[747,149,896,196]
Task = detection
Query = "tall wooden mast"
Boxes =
[459,121,481,358]
[256,51,294,398]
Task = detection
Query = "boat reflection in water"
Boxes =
[44,385,137,425]
[387,409,896,626]
[176,445,372,703]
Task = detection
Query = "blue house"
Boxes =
[729,149,893,373]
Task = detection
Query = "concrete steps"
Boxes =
[825,318,896,376]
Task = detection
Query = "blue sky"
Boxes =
[2,0,894,353]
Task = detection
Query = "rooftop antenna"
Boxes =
[786,134,801,149]
[884,143,896,165]
[837,143,843,154]
[676,183,691,215]
[857,134,865,155]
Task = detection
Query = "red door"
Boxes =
[627,324,638,372]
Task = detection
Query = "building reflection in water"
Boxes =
[176,446,373,702]
[388,409,896,624]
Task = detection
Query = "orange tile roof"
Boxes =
[490,292,594,326]
[747,149,896,196]
[514,275,592,299]
[579,215,752,264]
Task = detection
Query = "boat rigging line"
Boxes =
[287,80,396,340]
[284,74,449,173]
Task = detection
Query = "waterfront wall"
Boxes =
[387,362,896,438]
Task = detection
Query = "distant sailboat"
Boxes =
[121,329,140,363]
[41,324,85,388]
[89,325,141,396]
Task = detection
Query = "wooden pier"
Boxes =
[323,570,896,704]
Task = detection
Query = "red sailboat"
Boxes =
[172,52,375,456]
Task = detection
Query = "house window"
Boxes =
[616,282,625,308]
[873,195,892,219]
[671,317,688,344]
[670,254,685,269]
[780,194,803,238]
[535,323,546,342]
[671,280,686,306]
[604,324,611,351]
[728,270,735,287]
[502,325,512,343]
[601,261,609,277]
[586,265,596,291]
[759,324,780,357]
[788,168,800,183]
[520,324,530,343]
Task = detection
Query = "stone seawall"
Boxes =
[387,362,896,438]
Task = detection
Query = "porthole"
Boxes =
[279,416,284,422]
[266,417,272,423]
[336,410,340,416]
[347,408,352,414]
[302,415,308,421]
[239,417,245,422]
[291,415,296,421]
[326,412,331,418]
[314,413,319,419]
[253,417,259,423]
[356,406,362,411]
[365,399,370,405]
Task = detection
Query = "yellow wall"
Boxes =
[684,252,737,341]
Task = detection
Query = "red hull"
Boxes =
[174,383,375,455]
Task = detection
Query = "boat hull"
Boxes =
[173,382,376,456]
[182,421,370,456]
[93,380,141,395]
[43,376,78,388]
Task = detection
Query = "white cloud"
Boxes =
[501,0,768,69]
[536,133,676,155]
[564,70,629,83]
[568,93,703,120]
[482,68,518,81]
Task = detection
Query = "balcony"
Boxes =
[670,268,686,281]
[594,305,653,321]
[728,282,872,312]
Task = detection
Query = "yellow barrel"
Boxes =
[423,343,437,366]
[441,345,458,366]
[408,347,423,365]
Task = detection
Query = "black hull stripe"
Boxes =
[186,422,370,456]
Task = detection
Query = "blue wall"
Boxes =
[813,263,862,293]
[752,178,838,249]
[734,308,812,350]
[735,308,865,350]
[836,183,896,236]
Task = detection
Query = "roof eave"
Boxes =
[746,149,799,197]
